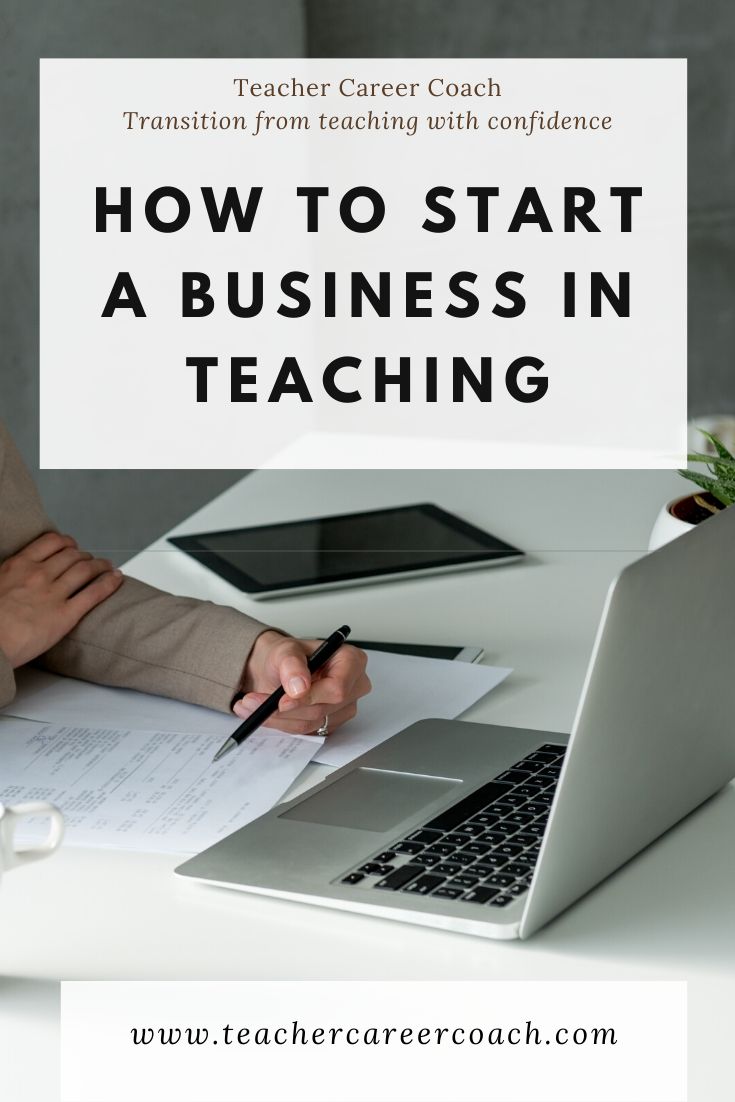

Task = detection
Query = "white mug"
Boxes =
[0,801,64,884]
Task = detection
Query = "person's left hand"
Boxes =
[236,631,371,735]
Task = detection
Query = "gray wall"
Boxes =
[2,1,733,558]
[310,0,735,420]
[0,0,306,559]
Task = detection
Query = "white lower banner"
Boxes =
[60,979,686,1102]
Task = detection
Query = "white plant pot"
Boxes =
[648,495,697,551]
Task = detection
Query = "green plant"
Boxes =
[678,430,735,513]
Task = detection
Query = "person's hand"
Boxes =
[0,533,123,668]
[236,630,371,735]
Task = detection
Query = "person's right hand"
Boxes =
[0,532,123,668]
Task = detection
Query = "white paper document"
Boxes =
[5,669,237,738]
[0,718,322,855]
[313,652,511,767]
[4,651,511,771]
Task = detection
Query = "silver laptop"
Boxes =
[176,505,735,939]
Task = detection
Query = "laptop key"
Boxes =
[463,886,499,904]
[512,759,545,775]
[394,841,424,855]
[528,750,559,762]
[451,852,477,867]
[539,743,566,755]
[472,857,508,874]
[523,802,547,816]
[523,822,546,838]
[358,862,391,876]
[443,832,472,846]
[407,829,444,844]
[492,801,518,816]
[470,812,500,826]
[462,841,492,856]
[459,823,486,838]
[432,886,465,900]
[504,862,531,878]
[375,851,396,863]
[422,842,455,856]
[434,862,462,876]
[375,864,425,891]
[495,769,533,784]
[424,780,511,832]
[513,832,539,847]
[510,757,539,770]
[489,894,514,907]
[514,784,543,798]
[505,812,535,828]
[500,793,529,807]
[342,873,365,885]
[402,875,445,895]
[448,874,480,889]
[484,872,514,888]
[489,821,520,837]
[419,852,443,867]
[483,830,510,845]
[495,842,524,858]
[536,765,562,780]
[508,883,529,896]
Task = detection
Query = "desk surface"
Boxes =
[3,468,734,985]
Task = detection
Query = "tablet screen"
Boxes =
[169,503,522,595]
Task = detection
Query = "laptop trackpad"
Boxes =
[280,768,461,832]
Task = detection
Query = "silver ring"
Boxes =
[316,715,329,737]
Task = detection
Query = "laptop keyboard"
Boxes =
[339,744,565,909]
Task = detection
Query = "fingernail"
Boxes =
[288,676,308,696]
[113,569,123,577]
[234,698,256,718]
[280,698,299,712]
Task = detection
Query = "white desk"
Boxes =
[2,470,734,1100]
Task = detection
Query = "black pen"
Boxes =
[211,625,352,763]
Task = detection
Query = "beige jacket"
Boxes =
[0,423,271,712]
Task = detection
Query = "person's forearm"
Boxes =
[0,421,369,728]
[38,577,275,712]
[0,420,275,712]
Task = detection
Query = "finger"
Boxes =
[234,691,356,729]
[233,691,339,725]
[21,532,77,562]
[276,644,367,709]
[233,692,271,720]
[57,556,115,597]
[64,568,123,621]
[291,656,371,709]
[273,641,312,700]
[43,547,93,580]
[278,671,372,719]
[260,701,358,736]
[277,698,341,724]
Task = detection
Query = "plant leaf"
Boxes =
[696,428,734,461]
[677,468,734,506]
[686,452,735,471]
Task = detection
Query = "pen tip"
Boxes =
[212,739,233,764]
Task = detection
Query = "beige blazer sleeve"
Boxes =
[0,423,274,712]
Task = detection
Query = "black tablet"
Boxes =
[168,503,523,599]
